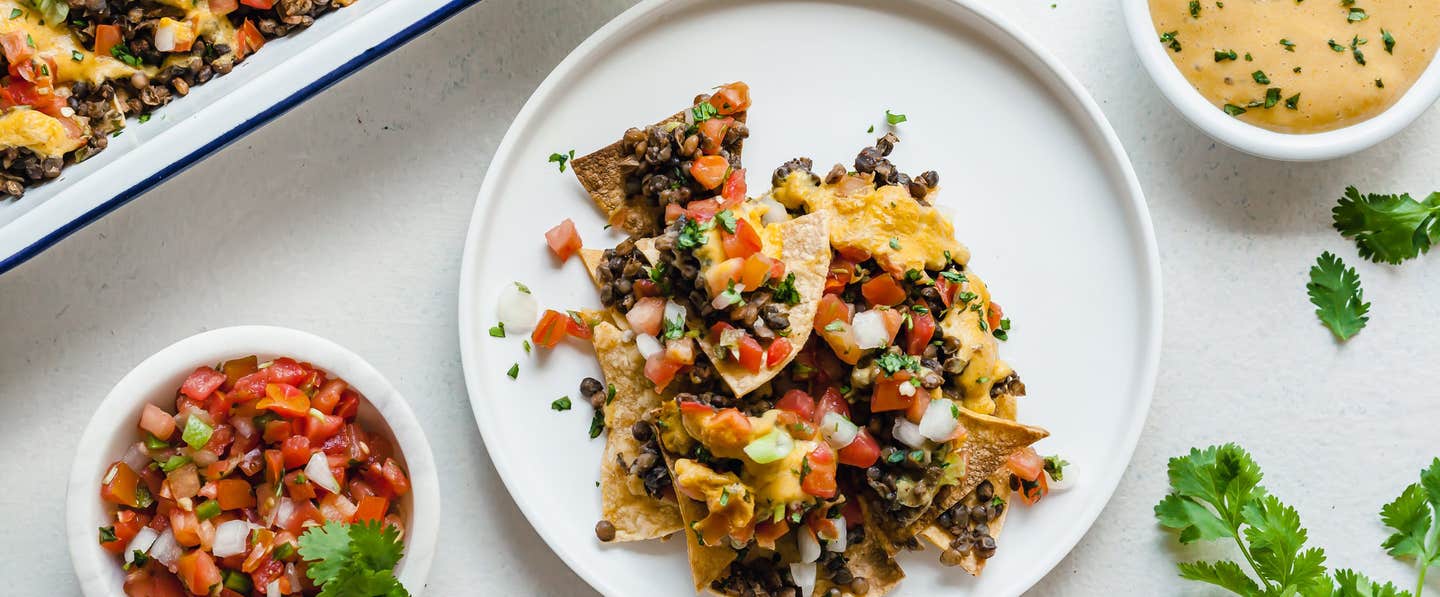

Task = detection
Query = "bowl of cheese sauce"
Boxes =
[1124,0,1440,160]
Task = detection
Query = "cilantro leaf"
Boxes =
[1379,459,1440,592]
[300,521,410,597]
[548,150,575,173]
[1307,252,1370,341]
[1333,569,1413,597]
[1177,560,1261,595]
[1333,186,1440,264]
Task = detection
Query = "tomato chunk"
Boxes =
[775,389,815,421]
[721,218,763,259]
[181,367,227,401]
[721,168,746,206]
[176,550,222,595]
[765,337,792,368]
[801,442,838,498]
[905,311,936,356]
[626,297,666,337]
[139,403,176,440]
[987,301,1005,331]
[352,495,389,523]
[869,372,914,413]
[690,155,730,190]
[644,353,684,391]
[709,81,751,115]
[531,310,570,349]
[100,462,143,507]
[838,428,881,468]
[698,117,732,156]
[544,218,583,262]
[861,274,906,307]
[1006,447,1044,482]
[736,333,764,373]
[256,383,309,418]
[215,478,255,510]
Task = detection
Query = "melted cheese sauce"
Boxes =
[0,109,83,155]
[0,0,136,84]
[1151,0,1440,133]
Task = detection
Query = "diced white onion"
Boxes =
[271,497,295,528]
[635,333,662,359]
[711,283,746,310]
[893,418,927,449]
[664,300,687,331]
[757,195,790,225]
[305,452,340,494]
[496,283,539,332]
[284,563,302,592]
[266,580,281,597]
[918,398,960,443]
[798,526,822,563]
[718,327,746,358]
[1047,461,1076,492]
[233,416,256,440]
[190,449,219,468]
[154,26,176,52]
[897,381,916,397]
[121,442,150,473]
[149,529,181,570]
[790,563,817,597]
[851,310,890,349]
[124,527,159,564]
[212,519,250,557]
[820,412,858,450]
[825,516,848,552]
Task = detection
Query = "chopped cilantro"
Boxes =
[1223,103,1248,116]
[875,352,920,375]
[1328,39,1346,52]
[1251,70,1270,85]
[1159,31,1181,52]
[1382,28,1395,54]
[1214,49,1238,62]
[522,340,531,353]
[1285,93,1301,110]
[588,409,605,439]
[99,526,118,543]
[1279,39,1295,51]
[488,322,505,338]
[885,110,907,125]
[1264,88,1281,109]
[506,363,518,379]
[1188,0,1200,17]
[551,397,571,411]
[548,150,575,173]
[1347,7,1366,21]
[691,101,718,122]
[715,209,737,234]
[771,273,800,305]
[676,217,711,251]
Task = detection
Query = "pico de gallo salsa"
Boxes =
[97,356,410,596]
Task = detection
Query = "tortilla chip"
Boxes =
[863,409,1047,550]
[918,470,1013,576]
[699,211,830,398]
[591,322,683,541]
[813,499,905,597]
[573,109,747,237]
[580,249,631,331]
[650,412,738,592]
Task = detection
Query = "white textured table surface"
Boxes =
[3,0,1437,595]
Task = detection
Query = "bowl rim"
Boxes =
[65,325,439,596]
[1121,0,1440,161]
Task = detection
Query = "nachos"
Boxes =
[520,83,1064,596]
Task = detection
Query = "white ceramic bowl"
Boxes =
[1122,0,1440,161]
[66,325,439,596]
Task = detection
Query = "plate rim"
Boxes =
[456,0,1164,595]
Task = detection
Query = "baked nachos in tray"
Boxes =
[507,82,1067,596]
[0,0,355,199]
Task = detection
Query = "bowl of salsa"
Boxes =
[66,326,439,596]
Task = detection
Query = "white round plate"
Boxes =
[457,1,1162,595]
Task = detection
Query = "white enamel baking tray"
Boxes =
[0,0,479,274]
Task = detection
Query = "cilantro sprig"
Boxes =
[1332,187,1440,265]
[1307,251,1369,341]
[299,521,410,597]
[1156,444,1405,595]
[1380,459,1440,596]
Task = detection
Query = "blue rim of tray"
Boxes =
[0,0,481,275]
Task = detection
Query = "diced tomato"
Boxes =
[238,0,272,8]
[230,359,309,401]
[207,0,238,13]
[689,155,729,190]
[170,510,201,547]
[102,510,147,555]
[544,218,583,262]
[633,278,661,298]
[775,389,815,421]
[305,410,345,443]
[815,387,850,422]
[203,424,234,455]
[249,557,284,593]
[861,274,907,307]
[180,367,226,401]
[215,479,254,510]
[176,550,222,596]
[1017,472,1048,505]
[704,408,753,451]
[220,356,258,391]
[721,168,746,206]
[823,257,854,295]
[283,470,315,500]
[91,24,123,57]
[279,436,311,469]
[311,379,346,415]
[0,32,31,63]
[880,308,905,342]
[684,198,721,221]
[101,462,142,507]
[709,81,751,115]
[625,297,665,337]
[256,383,308,418]
[531,309,570,349]
[643,353,684,391]
[139,403,176,440]
[0,79,63,115]
[263,450,284,486]
[1006,447,1044,482]
[380,459,409,497]
[280,500,323,536]
[261,420,292,443]
[720,218,763,259]
[935,276,960,308]
[352,495,389,523]
[11,55,58,88]
[905,387,929,424]
[801,442,837,498]
[869,372,914,413]
[766,338,792,367]
[814,294,853,329]
[838,428,881,468]
[334,391,360,419]
[665,336,696,365]
[987,301,1004,331]
[697,117,732,155]
[905,311,936,356]
[664,202,686,224]
[234,19,265,61]
[738,254,772,290]
[736,333,764,373]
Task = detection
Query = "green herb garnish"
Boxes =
[548,150,575,173]
[299,521,410,597]
[1307,251,1369,341]
[551,397,571,411]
